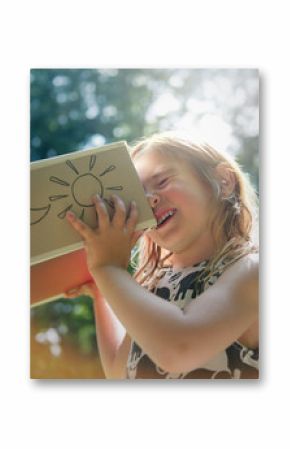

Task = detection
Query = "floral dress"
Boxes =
[126,259,259,379]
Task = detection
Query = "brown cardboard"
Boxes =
[31,141,156,266]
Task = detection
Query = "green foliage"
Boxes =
[30,68,166,161]
[31,68,258,189]
[31,295,97,355]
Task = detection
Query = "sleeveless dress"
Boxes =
[126,258,259,379]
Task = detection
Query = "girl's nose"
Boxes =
[146,192,160,209]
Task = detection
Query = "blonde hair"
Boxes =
[130,131,258,288]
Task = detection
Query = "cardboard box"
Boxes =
[30,141,155,305]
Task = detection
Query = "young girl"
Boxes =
[66,132,259,379]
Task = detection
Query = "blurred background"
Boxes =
[30,68,259,378]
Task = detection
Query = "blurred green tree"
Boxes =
[30,68,258,188]
[30,68,168,160]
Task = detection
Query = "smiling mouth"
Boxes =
[155,209,177,229]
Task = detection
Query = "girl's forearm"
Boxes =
[91,287,127,378]
[92,266,185,370]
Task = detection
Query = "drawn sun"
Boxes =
[31,155,123,225]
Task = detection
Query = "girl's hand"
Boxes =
[66,194,139,275]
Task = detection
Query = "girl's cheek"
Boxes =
[168,187,194,205]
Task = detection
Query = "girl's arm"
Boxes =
[66,194,258,373]
[92,256,258,373]
[66,283,131,379]
[91,286,132,379]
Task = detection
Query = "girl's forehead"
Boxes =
[133,148,179,171]
[133,148,196,182]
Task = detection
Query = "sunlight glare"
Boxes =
[46,328,61,344]
[197,114,233,151]
[146,92,180,122]
[50,344,62,357]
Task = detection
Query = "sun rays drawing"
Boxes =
[31,155,123,225]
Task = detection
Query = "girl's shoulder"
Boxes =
[215,250,259,300]
[231,251,259,272]
[204,248,258,287]
[232,251,259,272]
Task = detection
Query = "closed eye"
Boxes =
[158,177,170,188]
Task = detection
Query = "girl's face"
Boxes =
[133,148,216,258]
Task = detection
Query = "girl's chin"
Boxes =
[152,230,201,254]
[149,234,184,253]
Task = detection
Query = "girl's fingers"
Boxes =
[126,201,139,233]
[67,195,137,237]
[111,194,127,228]
[64,287,81,299]
[64,281,97,299]
[93,195,110,230]
[66,211,94,240]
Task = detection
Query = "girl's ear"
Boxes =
[215,162,236,198]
